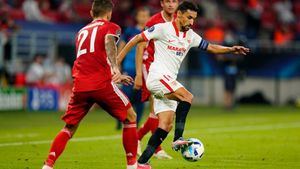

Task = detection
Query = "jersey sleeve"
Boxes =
[141,23,163,41]
[191,30,209,50]
[107,23,122,42]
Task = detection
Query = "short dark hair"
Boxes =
[135,6,150,15]
[92,0,114,17]
[177,1,199,13]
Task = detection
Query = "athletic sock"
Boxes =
[137,114,158,140]
[174,101,191,142]
[45,128,72,167]
[138,128,168,164]
[123,121,138,165]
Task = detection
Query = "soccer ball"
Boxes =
[181,138,204,162]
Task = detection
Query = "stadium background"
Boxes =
[0,0,299,169]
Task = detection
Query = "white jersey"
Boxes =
[141,21,208,79]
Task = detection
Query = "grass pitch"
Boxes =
[0,106,299,169]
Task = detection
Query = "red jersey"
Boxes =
[143,12,176,65]
[72,19,121,92]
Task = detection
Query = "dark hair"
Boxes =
[92,0,114,17]
[135,6,150,15]
[177,1,200,13]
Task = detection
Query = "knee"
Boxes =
[126,108,137,122]
[64,124,78,137]
[182,92,193,103]
[158,120,173,132]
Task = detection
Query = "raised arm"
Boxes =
[105,34,121,82]
[207,44,250,55]
[117,34,146,64]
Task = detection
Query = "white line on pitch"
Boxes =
[0,122,299,148]
[186,122,300,134]
[0,133,39,139]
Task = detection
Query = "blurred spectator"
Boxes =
[0,0,19,61]
[246,0,263,39]
[204,20,225,44]
[0,66,8,87]
[273,24,294,46]
[46,57,71,86]
[273,0,295,24]
[26,54,46,86]
[73,0,92,23]
[22,0,52,22]
[40,0,59,22]
[216,37,246,110]
[58,0,80,23]
[201,0,218,21]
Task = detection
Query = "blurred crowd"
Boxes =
[1,0,299,44]
[1,0,300,88]
[0,53,72,88]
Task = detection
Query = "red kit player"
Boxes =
[118,0,178,159]
[42,1,138,169]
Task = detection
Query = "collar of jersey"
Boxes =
[172,21,187,38]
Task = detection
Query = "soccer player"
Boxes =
[42,1,138,169]
[119,0,178,159]
[116,7,150,130]
[118,1,250,168]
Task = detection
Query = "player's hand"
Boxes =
[119,75,134,86]
[112,66,121,83]
[133,74,143,90]
[231,46,250,55]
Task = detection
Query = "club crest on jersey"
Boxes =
[148,26,155,32]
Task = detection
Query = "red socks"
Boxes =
[137,114,162,153]
[137,114,158,140]
[45,122,138,167]
[123,121,138,165]
[45,128,72,167]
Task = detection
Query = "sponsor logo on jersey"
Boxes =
[167,45,187,53]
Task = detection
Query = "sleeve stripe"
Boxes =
[141,32,149,41]
[199,39,209,50]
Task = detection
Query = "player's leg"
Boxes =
[116,80,134,130]
[137,95,171,159]
[95,83,138,168]
[123,107,138,169]
[137,97,177,167]
[132,89,145,127]
[138,110,174,165]
[137,93,157,141]
[43,92,93,168]
[165,87,193,150]
[43,124,78,168]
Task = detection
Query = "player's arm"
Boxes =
[207,44,250,55]
[134,42,147,89]
[117,34,146,64]
[117,40,126,54]
[191,31,250,55]
[105,34,121,82]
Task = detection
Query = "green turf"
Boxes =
[0,106,299,169]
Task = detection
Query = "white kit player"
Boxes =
[119,1,250,168]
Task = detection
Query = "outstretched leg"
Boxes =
[165,87,193,150]
[138,111,173,165]
[43,124,78,168]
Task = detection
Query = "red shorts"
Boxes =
[62,82,131,125]
[141,62,151,102]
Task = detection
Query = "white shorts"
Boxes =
[146,72,183,114]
